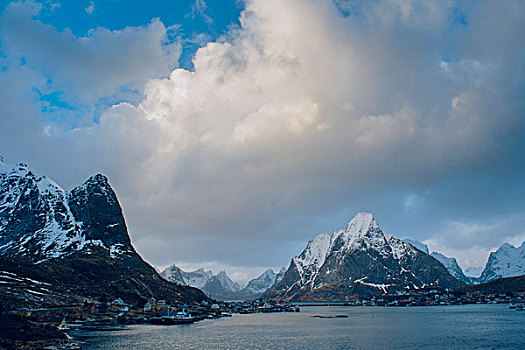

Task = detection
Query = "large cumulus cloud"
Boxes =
[1,0,524,277]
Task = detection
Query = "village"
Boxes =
[6,297,301,329]
[311,287,525,308]
[5,286,524,332]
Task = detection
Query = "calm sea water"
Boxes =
[71,304,525,349]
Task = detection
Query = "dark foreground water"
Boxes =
[71,304,525,349]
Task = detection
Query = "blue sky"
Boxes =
[15,0,242,69]
[0,0,524,282]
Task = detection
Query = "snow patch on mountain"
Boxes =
[354,277,394,293]
[464,266,483,278]
[292,232,331,285]
[403,239,429,254]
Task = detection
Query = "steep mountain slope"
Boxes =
[430,252,472,284]
[264,213,463,301]
[402,239,472,284]
[403,239,429,254]
[0,163,207,309]
[478,242,525,283]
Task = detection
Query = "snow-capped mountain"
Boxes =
[185,268,216,289]
[0,163,133,261]
[160,266,215,289]
[159,265,187,285]
[241,267,286,298]
[478,242,525,283]
[202,271,243,300]
[161,265,241,300]
[264,213,463,301]
[161,265,286,300]
[0,162,207,308]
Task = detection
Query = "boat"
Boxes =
[149,310,199,325]
[149,316,196,325]
[57,317,70,331]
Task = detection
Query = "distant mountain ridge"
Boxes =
[0,162,207,309]
[401,239,525,285]
[161,265,285,300]
[264,213,463,301]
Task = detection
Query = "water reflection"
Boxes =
[71,305,525,350]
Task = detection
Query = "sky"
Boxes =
[0,0,524,282]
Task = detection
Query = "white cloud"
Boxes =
[1,0,524,278]
[85,1,94,15]
[0,0,180,103]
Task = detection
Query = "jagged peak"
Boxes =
[0,162,66,196]
[301,232,331,256]
[496,242,516,251]
[344,212,378,234]
[85,173,109,185]
[330,212,384,253]
[0,162,28,173]
[74,173,111,193]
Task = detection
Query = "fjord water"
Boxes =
[72,305,524,349]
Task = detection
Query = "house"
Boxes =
[144,298,157,312]
[110,298,130,313]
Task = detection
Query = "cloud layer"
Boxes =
[1,0,524,277]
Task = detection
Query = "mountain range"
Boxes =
[0,162,207,309]
[161,265,285,301]
[1,161,523,306]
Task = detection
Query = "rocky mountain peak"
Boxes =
[264,213,463,301]
[68,173,130,247]
[330,212,387,255]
